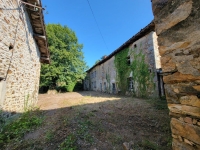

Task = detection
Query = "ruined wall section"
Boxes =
[0,1,41,116]
[152,0,200,149]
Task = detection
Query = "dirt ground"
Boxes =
[6,91,172,150]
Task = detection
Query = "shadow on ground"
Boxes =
[1,91,171,150]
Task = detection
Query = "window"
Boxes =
[134,44,137,48]
[104,82,106,91]
[127,56,131,65]
[149,68,152,73]
[90,72,93,78]
[128,77,133,91]
[100,83,102,91]
[112,83,116,94]
[94,81,96,88]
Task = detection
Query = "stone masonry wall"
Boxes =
[86,31,161,97]
[152,0,200,149]
[89,56,116,93]
[128,31,159,97]
[0,0,41,117]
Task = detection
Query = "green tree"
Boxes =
[94,59,101,65]
[40,24,88,92]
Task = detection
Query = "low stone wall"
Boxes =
[0,0,41,117]
[152,0,200,149]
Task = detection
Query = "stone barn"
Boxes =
[84,21,164,98]
[0,0,49,118]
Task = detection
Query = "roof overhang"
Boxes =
[86,21,155,72]
[21,0,50,64]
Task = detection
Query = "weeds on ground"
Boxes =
[145,96,172,149]
[59,134,77,150]
[0,109,43,147]
[153,96,168,110]
[109,134,123,145]
[0,110,5,130]
[45,130,54,142]
[77,119,94,143]
[59,112,94,149]
[134,139,160,150]
[146,96,168,110]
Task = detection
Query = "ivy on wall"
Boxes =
[114,48,130,94]
[130,47,154,97]
[114,47,154,97]
[106,69,111,93]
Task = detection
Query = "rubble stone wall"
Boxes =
[152,0,200,149]
[0,0,41,117]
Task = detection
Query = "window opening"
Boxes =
[128,77,133,91]
[134,44,137,48]
[127,56,131,65]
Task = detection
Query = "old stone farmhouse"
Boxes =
[84,21,164,98]
[0,0,49,118]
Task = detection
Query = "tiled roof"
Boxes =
[87,21,155,72]
[23,0,50,63]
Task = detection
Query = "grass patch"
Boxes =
[0,109,43,147]
[76,119,94,143]
[0,110,5,130]
[147,96,168,110]
[134,139,160,150]
[45,130,54,142]
[59,134,77,150]
[59,112,94,149]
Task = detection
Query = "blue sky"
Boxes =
[42,0,154,68]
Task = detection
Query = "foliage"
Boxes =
[73,80,84,91]
[151,97,168,110]
[59,113,94,149]
[114,46,154,97]
[0,110,5,131]
[106,68,111,93]
[94,59,101,65]
[76,119,94,143]
[130,46,154,97]
[40,24,88,92]
[114,48,130,94]
[0,109,43,147]
[45,130,54,142]
[138,139,160,150]
[59,134,77,150]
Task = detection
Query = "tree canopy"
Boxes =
[40,24,88,92]
[94,59,101,65]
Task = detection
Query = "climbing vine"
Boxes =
[130,47,154,97]
[114,48,130,94]
[106,69,111,93]
[114,46,154,97]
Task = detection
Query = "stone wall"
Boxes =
[128,31,159,97]
[86,56,117,93]
[0,0,41,117]
[84,31,162,97]
[152,0,200,149]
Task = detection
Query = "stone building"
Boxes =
[0,0,49,117]
[152,0,200,149]
[84,22,164,98]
